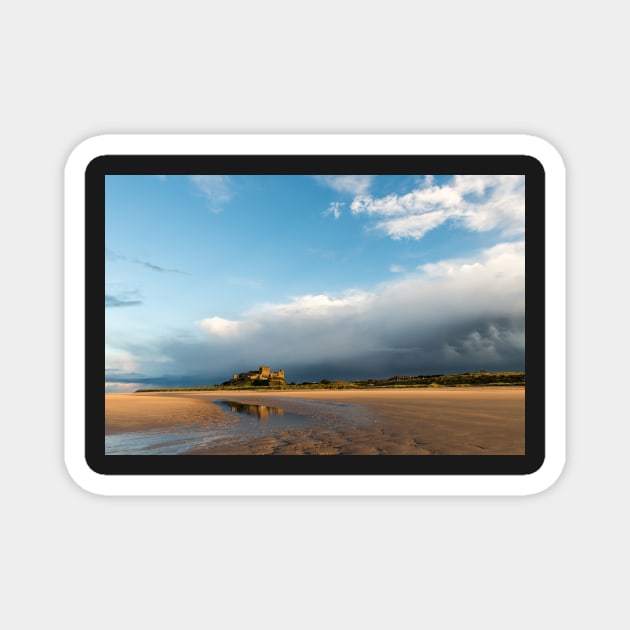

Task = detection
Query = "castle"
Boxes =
[229,365,285,385]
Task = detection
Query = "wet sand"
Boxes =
[105,387,525,455]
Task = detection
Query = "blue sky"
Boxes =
[105,174,525,391]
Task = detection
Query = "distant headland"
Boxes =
[133,368,525,393]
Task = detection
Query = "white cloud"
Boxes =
[198,316,254,339]
[189,175,232,212]
[323,201,344,219]
[351,186,461,217]
[419,241,524,280]
[375,209,450,240]
[350,175,524,240]
[255,290,374,319]
[314,175,373,196]
[389,264,405,273]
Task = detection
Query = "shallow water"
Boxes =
[106,397,369,455]
[105,427,221,455]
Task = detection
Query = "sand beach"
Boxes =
[105,387,525,455]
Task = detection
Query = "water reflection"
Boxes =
[107,397,368,455]
[220,400,285,420]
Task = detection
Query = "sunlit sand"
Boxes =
[105,387,525,455]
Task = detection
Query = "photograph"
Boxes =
[105,171,526,457]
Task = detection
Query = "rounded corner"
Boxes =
[517,134,566,177]
[64,453,109,497]
[521,451,566,496]
[64,134,113,178]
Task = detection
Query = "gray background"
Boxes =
[1,1,626,628]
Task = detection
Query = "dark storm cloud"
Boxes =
[108,242,526,384]
[278,318,525,382]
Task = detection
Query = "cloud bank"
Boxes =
[201,241,524,378]
[107,241,525,387]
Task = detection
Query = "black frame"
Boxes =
[89,154,545,476]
